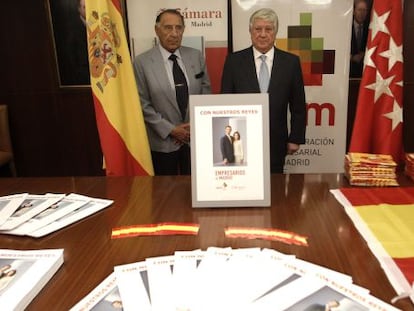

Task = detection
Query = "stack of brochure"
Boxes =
[70,247,399,311]
[0,193,113,237]
[0,248,64,311]
[344,152,398,186]
[405,153,414,181]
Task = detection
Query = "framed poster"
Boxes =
[190,94,270,208]
[47,0,90,87]
[47,0,127,87]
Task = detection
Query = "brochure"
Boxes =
[113,261,151,311]
[0,194,64,231]
[0,193,27,226]
[172,249,204,310]
[0,248,64,311]
[28,194,113,238]
[69,272,123,311]
[2,194,90,236]
[73,246,401,311]
[145,255,175,311]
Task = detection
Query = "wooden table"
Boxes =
[0,174,413,311]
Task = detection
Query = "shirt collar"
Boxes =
[354,20,363,28]
[253,46,274,62]
[158,45,182,62]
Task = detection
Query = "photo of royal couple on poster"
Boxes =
[213,117,247,166]
[0,259,33,294]
[0,263,17,292]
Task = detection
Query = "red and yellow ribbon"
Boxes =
[224,226,308,246]
[111,222,200,239]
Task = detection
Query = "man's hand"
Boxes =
[170,123,190,145]
[351,51,364,64]
[287,143,300,155]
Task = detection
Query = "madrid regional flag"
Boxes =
[349,0,404,164]
[85,0,153,176]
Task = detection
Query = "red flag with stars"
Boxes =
[349,0,404,164]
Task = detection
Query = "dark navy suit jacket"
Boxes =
[350,21,369,78]
[221,46,306,173]
[220,135,234,163]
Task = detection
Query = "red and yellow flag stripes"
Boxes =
[336,187,414,295]
[225,227,308,246]
[111,223,200,239]
[85,0,153,176]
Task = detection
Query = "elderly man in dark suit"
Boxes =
[350,0,369,78]
[134,9,211,175]
[221,8,306,173]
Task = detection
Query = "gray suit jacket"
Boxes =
[134,45,211,153]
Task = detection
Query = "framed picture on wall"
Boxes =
[46,0,128,87]
[190,93,271,208]
[47,0,90,87]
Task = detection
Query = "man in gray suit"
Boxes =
[134,9,211,175]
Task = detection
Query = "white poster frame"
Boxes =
[190,94,270,208]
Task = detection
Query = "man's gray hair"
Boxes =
[249,8,279,33]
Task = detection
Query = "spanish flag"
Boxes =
[85,0,153,176]
[331,187,414,303]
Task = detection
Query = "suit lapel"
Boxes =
[269,47,283,89]
[180,48,194,93]
[246,47,261,92]
[150,47,180,114]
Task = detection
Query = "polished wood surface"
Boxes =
[0,174,413,310]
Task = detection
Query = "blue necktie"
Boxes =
[259,54,269,93]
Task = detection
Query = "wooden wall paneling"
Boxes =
[57,89,104,176]
[10,92,64,176]
[1,1,56,93]
[1,1,62,176]
[0,0,104,176]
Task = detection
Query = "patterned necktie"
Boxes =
[169,54,188,119]
[259,54,270,93]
